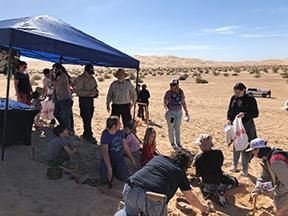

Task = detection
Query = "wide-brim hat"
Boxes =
[280,100,288,110]
[246,138,267,152]
[113,69,129,78]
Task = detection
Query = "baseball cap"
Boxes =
[246,138,267,152]
[170,78,179,85]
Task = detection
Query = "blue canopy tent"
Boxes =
[0,15,140,160]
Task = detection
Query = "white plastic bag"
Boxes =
[233,117,249,151]
[224,124,235,145]
[41,99,54,120]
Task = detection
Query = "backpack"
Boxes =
[269,150,288,165]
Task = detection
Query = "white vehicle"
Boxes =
[247,88,271,98]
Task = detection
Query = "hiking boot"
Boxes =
[240,171,249,177]
[230,165,239,172]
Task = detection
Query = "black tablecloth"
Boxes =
[0,109,39,147]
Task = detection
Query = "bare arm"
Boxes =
[14,79,19,97]
[182,190,208,213]
[102,144,112,170]
[182,100,188,114]
[63,145,77,156]
[106,85,113,110]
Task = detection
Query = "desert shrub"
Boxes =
[195,75,208,84]
[232,73,239,76]
[32,75,42,81]
[213,71,220,76]
[152,73,157,76]
[104,74,112,79]
[223,73,229,77]
[30,79,38,86]
[254,73,261,78]
[280,72,288,79]
[273,68,278,73]
[129,73,136,80]
[97,77,105,82]
[179,74,189,81]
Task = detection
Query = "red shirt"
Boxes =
[141,143,157,166]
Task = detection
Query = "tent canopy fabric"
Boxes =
[0,15,139,69]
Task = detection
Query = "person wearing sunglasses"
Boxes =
[163,78,189,149]
[14,61,32,105]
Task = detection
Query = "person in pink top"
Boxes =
[124,122,142,170]
[141,127,159,166]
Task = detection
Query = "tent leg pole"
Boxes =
[1,44,13,161]
[133,69,140,122]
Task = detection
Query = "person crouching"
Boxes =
[47,125,78,167]
[193,134,239,206]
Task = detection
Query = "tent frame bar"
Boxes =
[1,42,12,161]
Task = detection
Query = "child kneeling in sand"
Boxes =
[141,127,159,166]
[47,125,78,167]
[100,116,136,184]
[193,134,238,206]
[123,122,142,170]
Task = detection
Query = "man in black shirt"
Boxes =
[193,134,238,206]
[137,84,150,119]
[115,148,209,216]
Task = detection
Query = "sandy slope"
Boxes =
[0,63,287,216]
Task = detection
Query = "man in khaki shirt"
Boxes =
[75,64,98,144]
[106,69,136,127]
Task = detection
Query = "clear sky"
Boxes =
[1,0,288,61]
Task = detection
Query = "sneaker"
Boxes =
[230,165,239,172]
[240,171,249,177]
[171,143,178,150]
[176,143,183,148]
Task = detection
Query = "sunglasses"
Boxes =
[170,83,178,87]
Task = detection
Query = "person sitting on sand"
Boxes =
[140,127,159,166]
[115,148,209,216]
[123,122,142,170]
[248,138,288,216]
[100,116,136,184]
[47,125,78,167]
[193,134,239,206]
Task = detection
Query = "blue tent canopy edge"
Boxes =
[0,15,140,69]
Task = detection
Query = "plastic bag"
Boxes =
[233,117,249,151]
[224,124,234,145]
[41,99,54,120]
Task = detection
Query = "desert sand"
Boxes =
[0,57,287,216]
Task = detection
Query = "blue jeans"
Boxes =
[115,184,168,216]
[165,111,182,145]
[100,159,130,183]
[54,98,74,132]
[232,119,256,173]
[232,147,251,173]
